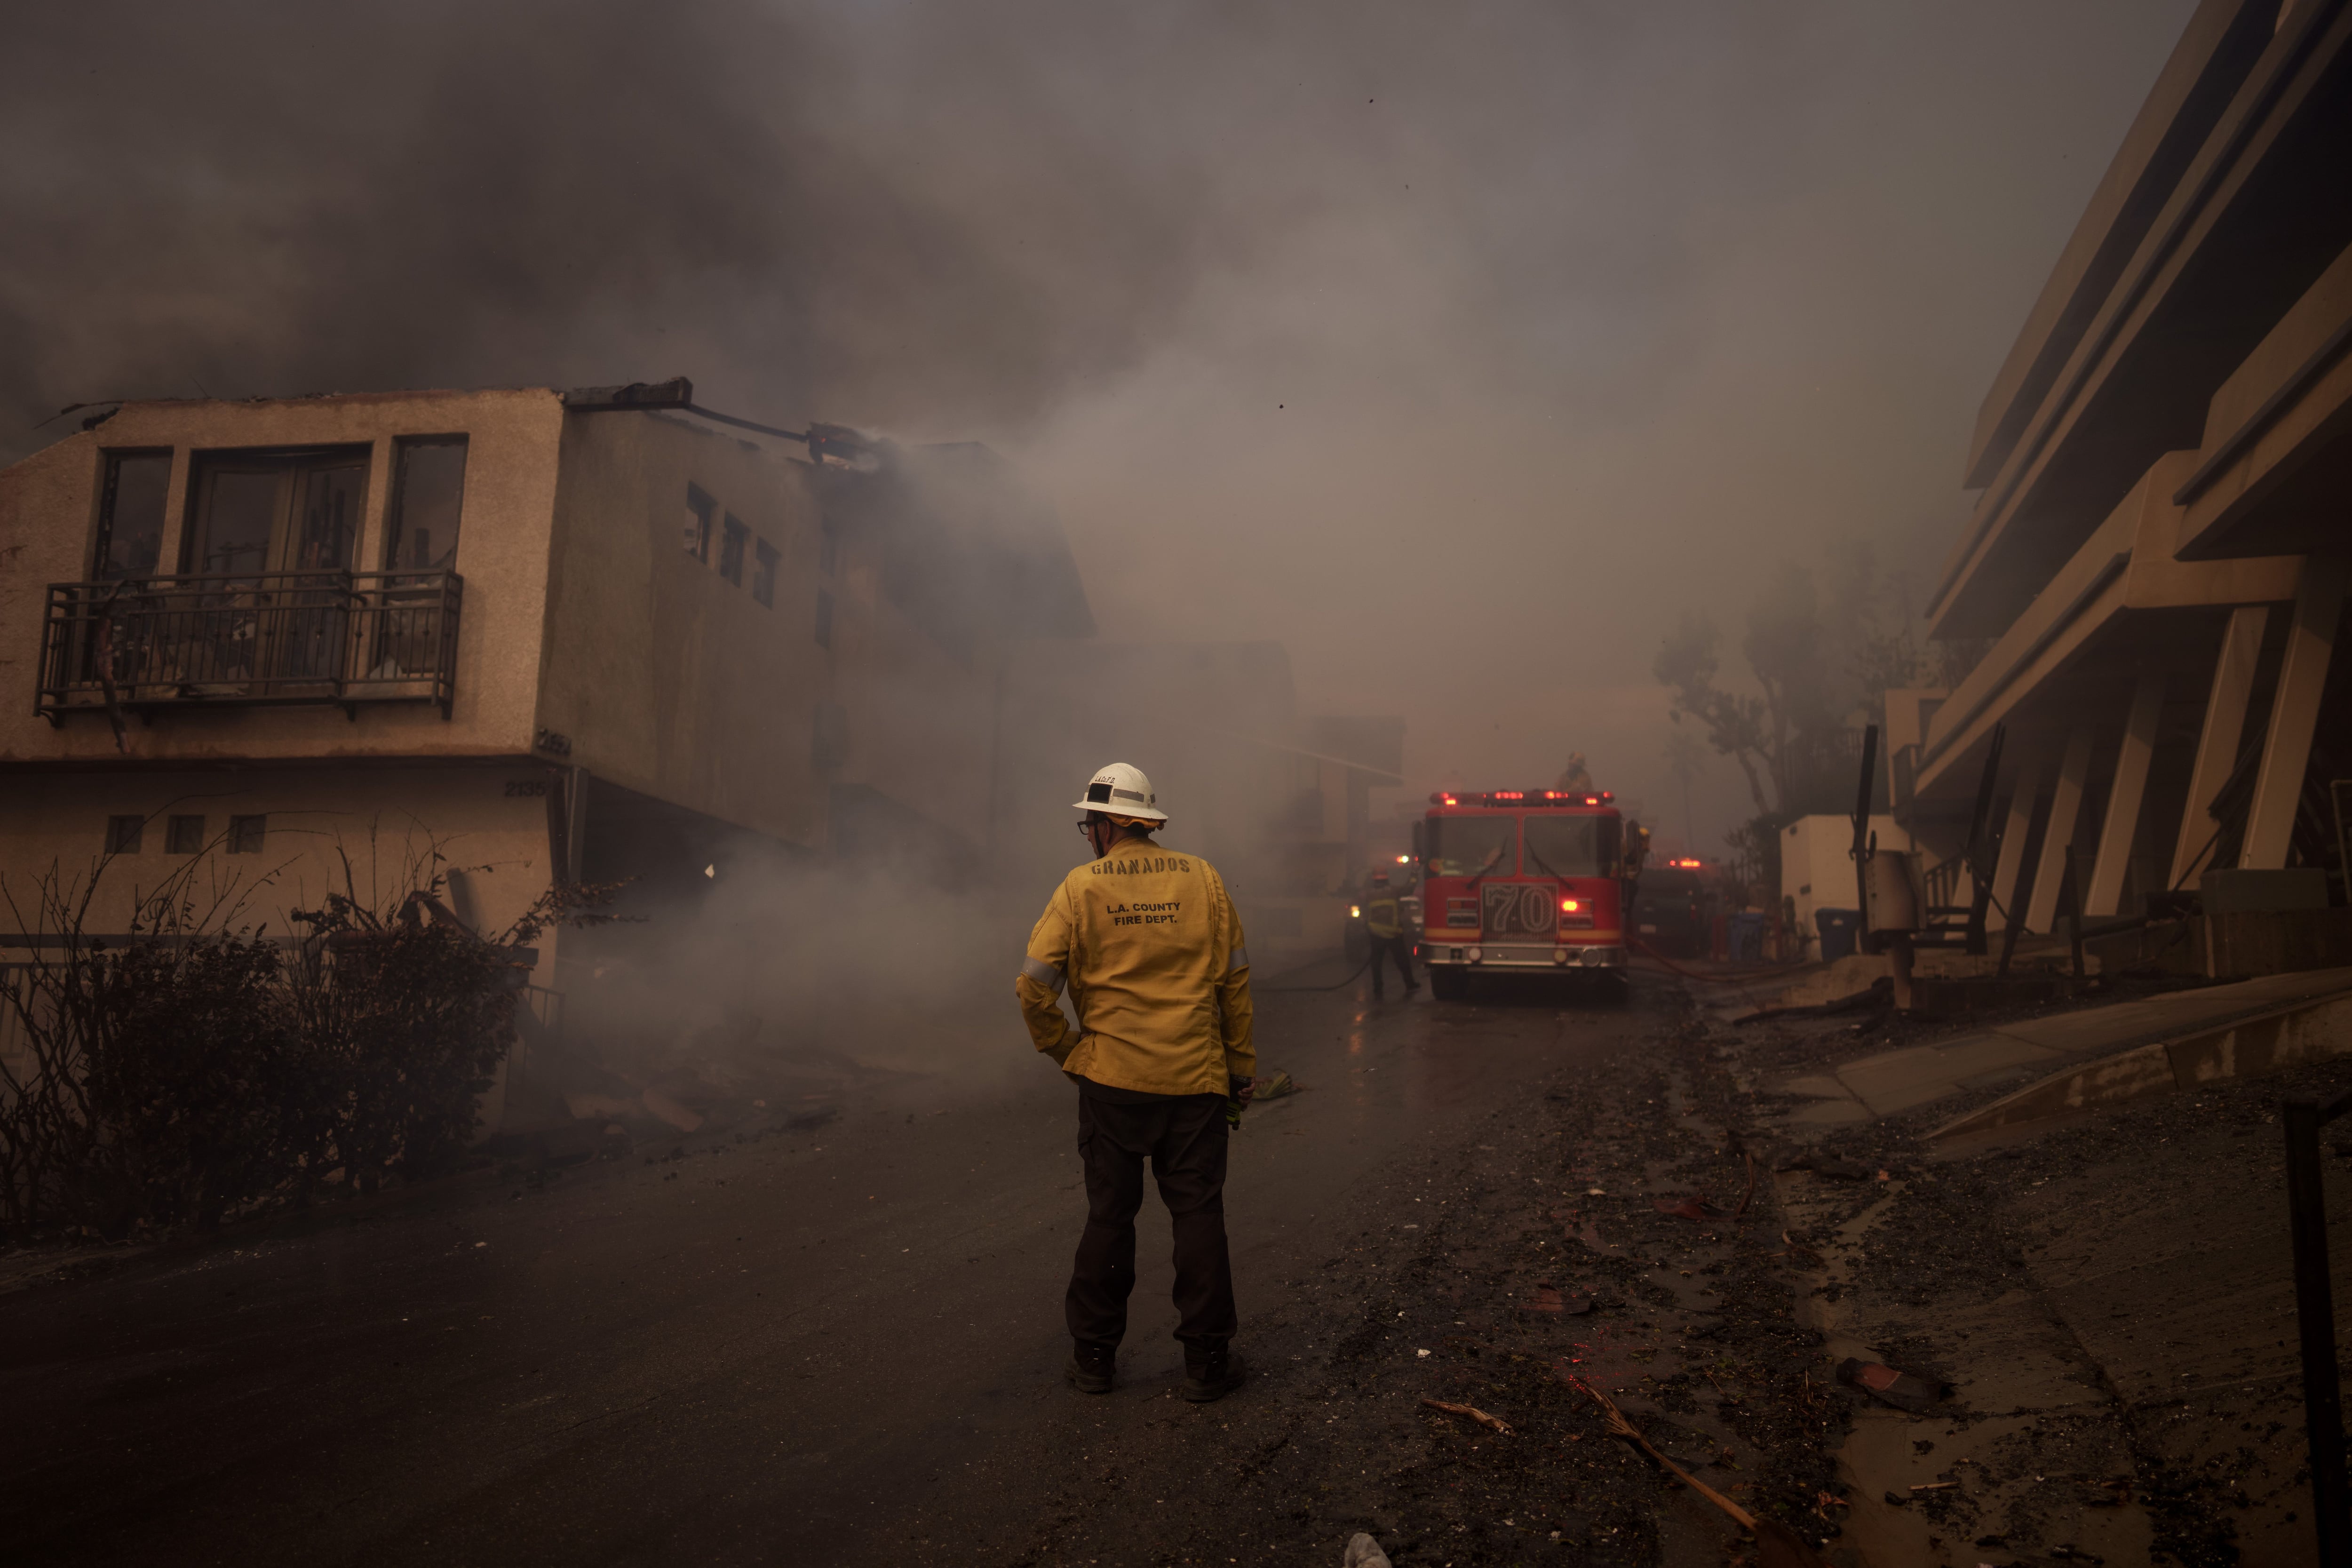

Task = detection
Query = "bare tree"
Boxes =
[1653,564,1830,820]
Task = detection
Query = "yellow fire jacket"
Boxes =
[1361,886,1403,939]
[1016,837,1255,1096]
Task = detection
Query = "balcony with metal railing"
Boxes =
[35,571,461,723]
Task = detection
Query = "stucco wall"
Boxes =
[0,388,564,765]
[0,763,561,953]
[539,413,834,850]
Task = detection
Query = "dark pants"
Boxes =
[1369,933,1417,994]
[1067,1089,1236,1369]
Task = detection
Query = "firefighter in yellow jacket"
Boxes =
[1017,762,1255,1402]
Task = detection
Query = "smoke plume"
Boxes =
[1,0,2196,848]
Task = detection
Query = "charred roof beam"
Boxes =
[561,377,872,465]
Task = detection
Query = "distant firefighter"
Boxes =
[1554,752,1593,793]
[1360,865,1418,1000]
[1015,762,1255,1404]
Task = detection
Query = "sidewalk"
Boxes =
[1764,966,2352,1136]
[1715,976,2352,1566]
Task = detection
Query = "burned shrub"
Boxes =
[0,858,299,1239]
[0,834,619,1243]
[79,933,302,1234]
[284,897,520,1193]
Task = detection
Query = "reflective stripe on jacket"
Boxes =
[1361,888,1402,939]
[1015,837,1255,1095]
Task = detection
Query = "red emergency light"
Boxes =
[1428,788,1615,808]
[1669,857,1702,868]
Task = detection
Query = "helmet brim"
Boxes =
[1072,799,1168,822]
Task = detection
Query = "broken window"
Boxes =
[815,588,834,649]
[385,437,467,573]
[752,539,778,607]
[105,815,144,855]
[182,447,368,577]
[719,515,748,586]
[92,451,169,580]
[166,815,206,855]
[228,814,267,854]
[294,463,363,571]
[684,485,715,562]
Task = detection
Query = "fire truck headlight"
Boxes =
[1350,906,1361,918]
[1560,898,1580,913]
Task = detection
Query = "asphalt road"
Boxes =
[1,963,1663,1567]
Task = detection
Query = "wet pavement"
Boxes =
[1,963,1668,1567]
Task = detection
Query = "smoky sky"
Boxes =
[0,0,2196,852]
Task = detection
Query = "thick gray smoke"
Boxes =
[1,0,2195,848]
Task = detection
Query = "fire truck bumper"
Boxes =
[1422,942,1626,970]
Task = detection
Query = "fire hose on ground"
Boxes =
[1626,934,1790,986]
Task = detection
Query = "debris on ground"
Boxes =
[1775,1152,1875,1180]
[993,980,1865,1565]
[1252,1068,1303,1100]
[1511,1283,1597,1320]
[1341,1532,1392,1568]
[1652,1194,1724,1220]
[1559,1365,1829,1568]
[639,1087,704,1133]
[1419,1399,1514,1435]
[1833,1357,1947,1413]
[1779,1230,1824,1266]
[1732,979,1892,1026]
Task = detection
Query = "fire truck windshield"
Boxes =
[1426,816,1516,877]
[1523,813,1619,878]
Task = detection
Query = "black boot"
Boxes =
[1182,1350,1248,1403]
[1066,1343,1115,1394]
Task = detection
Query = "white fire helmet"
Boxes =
[1072,762,1168,822]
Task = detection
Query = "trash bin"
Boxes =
[1727,911,1766,962]
[1814,907,1862,963]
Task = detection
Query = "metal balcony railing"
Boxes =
[36,571,461,723]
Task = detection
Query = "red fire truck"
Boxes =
[1405,788,1642,1001]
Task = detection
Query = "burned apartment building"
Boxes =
[1886,0,2352,942]
[0,380,1094,1028]
[0,376,1403,1070]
